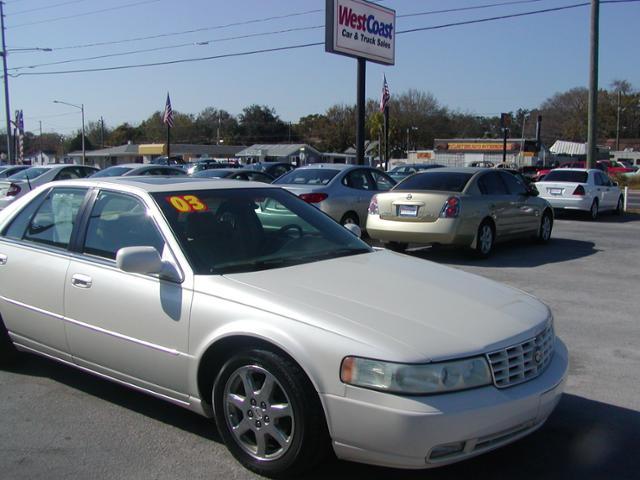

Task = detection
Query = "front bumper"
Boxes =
[322,338,568,469]
[366,215,473,246]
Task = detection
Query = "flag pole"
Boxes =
[384,105,389,170]
[166,123,171,162]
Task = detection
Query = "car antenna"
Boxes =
[25,170,32,191]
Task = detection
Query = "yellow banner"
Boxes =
[448,142,515,151]
[139,144,166,155]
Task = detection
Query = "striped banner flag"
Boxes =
[163,93,174,128]
[379,74,390,112]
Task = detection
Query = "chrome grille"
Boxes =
[487,324,554,388]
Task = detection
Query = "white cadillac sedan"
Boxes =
[0,177,568,477]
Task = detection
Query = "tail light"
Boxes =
[7,183,21,197]
[572,185,586,196]
[299,192,328,203]
[368,195,379,215]
[440,196,461,218]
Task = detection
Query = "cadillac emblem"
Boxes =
[534,350,543,364]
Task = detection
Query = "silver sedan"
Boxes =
[273,163,396,227]
[0,177,567,477]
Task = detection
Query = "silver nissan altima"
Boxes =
[0,177,568,477]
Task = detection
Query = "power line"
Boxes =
[398,0,640,35]
[16,8,323,50]
[10,0,639,77]
[7,0,92,16]
[7,0,162,29]
[397,0,547,18]
[9,25,324,71]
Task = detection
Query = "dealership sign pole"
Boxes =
[325,0,395,165]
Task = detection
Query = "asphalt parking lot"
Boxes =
[1,213,639,480]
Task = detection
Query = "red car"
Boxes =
[596,160,634,175]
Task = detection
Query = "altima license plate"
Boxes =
[549,188,563,195]
[398,205,418,217]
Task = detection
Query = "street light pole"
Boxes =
[0,1,12,164]
[53,100,86,165]
[615,90,622,151]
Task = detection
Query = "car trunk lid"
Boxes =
[376,191,454,223]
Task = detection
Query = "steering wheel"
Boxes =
[278,223,303,239]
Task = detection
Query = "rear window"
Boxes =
[393,172,473,192]
[543,171,588,183]
[9,167,48,180]
[91,167,133,178]
[274,169,339,185]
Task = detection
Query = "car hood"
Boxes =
[195,250,550,362]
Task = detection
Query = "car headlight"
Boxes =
[340,356,492,395]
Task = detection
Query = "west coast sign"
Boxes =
[325,0,396,65]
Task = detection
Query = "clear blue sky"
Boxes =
[3,0,639,136]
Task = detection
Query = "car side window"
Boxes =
[18,188,88,249]
[593,173,605,186]
[1,190,50,240]
[499,171,528,195]
[370,170,395,191]
[77,167,97,178]
[271,166,289,178]
[478,172,509,195]
[54,167,81,181]
[343,170,374,190]
[83,191,165,260]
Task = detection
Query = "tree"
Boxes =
[238,105,288,144]
[64,132,95,153]
[108,123,143,146]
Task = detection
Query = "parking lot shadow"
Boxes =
[555,211,640,224]
[305,393,640,480]
[6,356,640,479]
[6,354,222,443]
[408,237,598,268]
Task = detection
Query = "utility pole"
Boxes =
[100,116,105,148]
[0,1,12,164]
[39,120,42,165]
[586,0,599,169]
[356,58,366,165]
[216,110,221,144]
[615,90,622,151]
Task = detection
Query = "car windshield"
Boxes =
[543,171,589,183]
[8,167,48,180]
[153,188,371,275]
[394,171,473,192]
[274,169,339,185]
[91,167,134,177]
[193,170,230,178]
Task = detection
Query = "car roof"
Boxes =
[414,167,485,174]
[51,176,278,193]
[296,163,369,171]
[549,168,598,173]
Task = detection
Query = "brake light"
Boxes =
[440,196,461,218]
[368,195,379,215]
[299,192,328,203]
[7,183,21,197]
[572,185,586,196]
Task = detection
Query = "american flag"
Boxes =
[379,74,390,112]
[163,93,174,128]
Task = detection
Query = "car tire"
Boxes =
[340,211,360,227]
[473,220,495,258]
[616,196,624,216]
[537,211,553,244]
[213,349,329,478]
[589,199,599,221]
[0,315,19,366]
[384,241,408,252]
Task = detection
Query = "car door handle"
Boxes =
[71,273,92,288]
[0,253,7,265]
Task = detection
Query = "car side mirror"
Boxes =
[526,186,539,197]
[344,223,362,238]
[116,246,182,283]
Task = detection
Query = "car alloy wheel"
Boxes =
[223,364,294,461]
[478,223,493,255]
[340,212,360,227]
[538,213,553,243]
[590,200,599,220]
[213,349,328,477]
